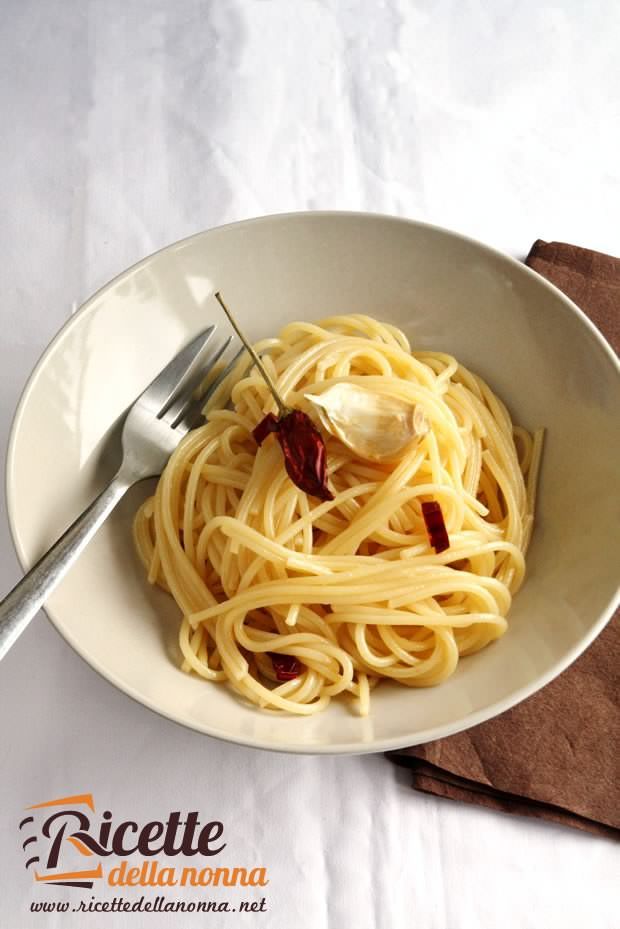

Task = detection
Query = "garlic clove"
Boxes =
[305,383,428,461]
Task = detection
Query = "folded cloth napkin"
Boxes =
[388,240,619,839]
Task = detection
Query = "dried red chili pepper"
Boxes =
[267,652,304,681]
[214,291,333,502]
[422,500,450,553]
[253,410,333,501]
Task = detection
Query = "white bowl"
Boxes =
[6,213,620,753]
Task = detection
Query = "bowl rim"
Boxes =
[5,210,620,754]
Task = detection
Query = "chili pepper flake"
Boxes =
[422,500,450,553]
[267,652,304,681]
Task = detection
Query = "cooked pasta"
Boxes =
[133,315,542,715]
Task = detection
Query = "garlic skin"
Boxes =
[305,383,429,461]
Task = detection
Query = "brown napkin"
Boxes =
[388,240,619,839]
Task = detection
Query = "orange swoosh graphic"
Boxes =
[67,836,94,857]
[27,794,94,812]
[35,863,102,882]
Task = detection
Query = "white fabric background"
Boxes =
[0,2,618,927]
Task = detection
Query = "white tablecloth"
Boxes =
[1,2,618,927]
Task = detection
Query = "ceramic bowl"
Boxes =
[7,213,619,752]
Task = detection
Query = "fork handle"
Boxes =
[0,471,132,661]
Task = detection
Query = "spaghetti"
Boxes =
[133,315,542,716]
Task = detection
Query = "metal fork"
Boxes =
[0,326,245,662]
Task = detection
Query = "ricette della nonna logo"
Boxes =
[20,791,269,914]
